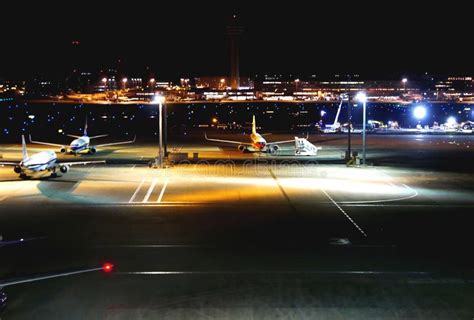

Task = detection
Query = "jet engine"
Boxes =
[13,166,22,174]
[238,145,245,151]
[88,146,97,154]
[59,165,69,173]
[60,147,67,153]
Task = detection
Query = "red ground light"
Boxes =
[102,262,114,273]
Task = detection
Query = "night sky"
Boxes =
[1,1,472,80]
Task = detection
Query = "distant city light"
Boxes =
[413,105,427,119]
[402,78,408,83]
[320,110,326,117]
[101,78,107,83]
[212,117,218,124]
[122,78,128,83]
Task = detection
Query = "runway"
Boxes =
[1,135,474,319]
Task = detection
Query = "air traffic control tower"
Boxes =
[226,15,244,90]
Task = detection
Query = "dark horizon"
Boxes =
[1,2,473,80]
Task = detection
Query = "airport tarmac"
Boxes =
[1,134,474,319]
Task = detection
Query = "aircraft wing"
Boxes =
[0,162,18,166]
[94,135,136,147]
[269,133,309,145]
[57,160,106,167]
[204,133,252,146]
[89,134,109,140]
[267,139,294,145]
[29,134,64,148]
[66,134,82,139]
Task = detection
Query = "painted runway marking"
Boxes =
[320,188,368,237]
[118,270,431,276]
[268,169,297,213]
[128,177,146,203]
[156,178,169,203]
[338,189,418,204]
[0,267,102,287]
[336,168,419,204]
[96,244,210,248]
[143,178,158,203]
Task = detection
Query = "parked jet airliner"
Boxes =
[0,135,104,179]
[205,115,304,153]
[30,119,135,155]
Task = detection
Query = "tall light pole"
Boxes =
[122,78,128,91]
[402,78,408,91]
[149,78,155,93]
[356,92,367,166]
[102,77,108,100]
[152,95,165,168]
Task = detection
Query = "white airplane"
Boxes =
[0,135,104,179]
[29,119,135,155]
[205,115,303,153]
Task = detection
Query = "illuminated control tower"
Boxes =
[226,15,244,90]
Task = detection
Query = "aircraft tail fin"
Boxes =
[21,135,29,161]
[83,117,88,136]
[252,115,257,134]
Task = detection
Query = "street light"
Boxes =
[122,78,128,90]
[355,92,367,166]
[149,78,155,92]
[402,78,408,91]
[102,78,108,99]
[413,105,426,119]
[152,95,166,168]
[447,116,456,126]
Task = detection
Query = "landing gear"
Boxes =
[19,173,28,179]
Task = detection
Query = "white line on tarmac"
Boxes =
[118,270,431,276]
[320,188,368,237]
[156,178,169,203]
[0,267,102,287]
[143,178,158,203]
[338,190,418,204]
[333,168,417,204]
[128,177,146,203]
[96,244,210,248]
